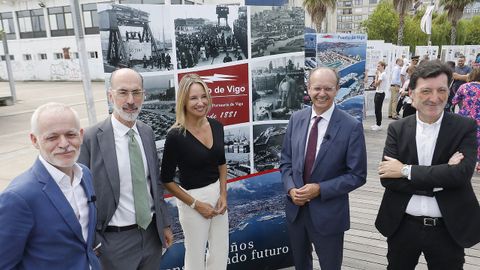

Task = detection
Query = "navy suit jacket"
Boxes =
[0,159,101,270]
[280,106,367,235]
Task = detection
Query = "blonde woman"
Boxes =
[161,74,228,270]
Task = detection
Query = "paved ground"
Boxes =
[1,81,479,269]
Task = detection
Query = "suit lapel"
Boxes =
[33,159,85,243]
[97,118,121,205]
[80,169,96,247]
[312,107,341,169]
[431,113,452,165]
[406,116,419,165]
[297,108,311,171]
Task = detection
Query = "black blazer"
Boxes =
[375,112,480,248]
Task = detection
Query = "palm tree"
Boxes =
[303,0,336,33]
[393,0,414,46]
[440,0,475,45]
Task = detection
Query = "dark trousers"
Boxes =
[287,206,344,270]
[374,92,385,126]
[97,221,163,270]
[387,216,464,270]
[402,103,416,118]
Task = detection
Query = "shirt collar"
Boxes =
[416,111,444,128]
[38,155,83,187]
[111,114,139,137]
[310,103,335,122]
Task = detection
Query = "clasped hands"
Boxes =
[194,194,227,220]
[289,183,320,206]
[378,151,464,178]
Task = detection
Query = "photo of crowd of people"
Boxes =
[173,5,248,69]
[251,6,304,58]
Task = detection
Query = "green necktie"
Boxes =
[127,129,151,230]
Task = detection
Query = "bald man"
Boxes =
[79,68,173,270]
[280,67,367,270]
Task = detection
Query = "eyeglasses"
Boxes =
[113,90,144,98]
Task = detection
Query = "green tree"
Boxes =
[440,0,475,45]
[464,15,480,45]
[402,10,428,52]
[303,0,336,32]
[362,1,398,43]
[393,0,414,45]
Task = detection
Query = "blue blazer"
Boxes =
[0,159,101,270]
[280,106,367,235]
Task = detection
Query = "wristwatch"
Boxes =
[189,199,197,209]
[401,164,410,178]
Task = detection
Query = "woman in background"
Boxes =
[453,68,480,173]
[161,74,229,269]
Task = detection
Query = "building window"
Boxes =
[1,55,14,61]
[72,52,79,59]
[48,6,74,37]
[0,12,16,40]
[354,15,362,21]
[82,3,99,35]
[354,0,362,5]
[23,54,32,60]
[38,53,47,60]
[17,9,47,39]
[54,53,63,60]
[88,51,98,59]
[369,0,377,4]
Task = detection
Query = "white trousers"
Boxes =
[177,180,229,270]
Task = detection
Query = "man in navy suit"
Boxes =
[280,67,367,270]
[0,102,100,270]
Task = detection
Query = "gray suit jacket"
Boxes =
[78,116,171,245]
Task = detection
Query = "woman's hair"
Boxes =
[170,73,212,132]
[468,67,480,82]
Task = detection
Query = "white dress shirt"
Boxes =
[39,156,89,241]
[376,71,388,93]
[304,103,335,159]
[405,112,444,217]
[110,115,154,226]
[391,64,402,86]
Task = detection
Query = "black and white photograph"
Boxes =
[173,5,248,70]
[251,54,306,121]
[250,6,305,58]
[105,72,176,142]
[224,125,251,180]
[98,4,174,73]
[253,123,287,173]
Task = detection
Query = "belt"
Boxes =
[405,214,444,227]
[105,214,156,232]
[105,224,139,232]
[391,84,400,87]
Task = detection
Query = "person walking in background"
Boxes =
[453,68,480,173]
[79,68,173,270]
[280,67,367,270]
[0,103,100,270]
[399,65,417,118]
[161,74,229,270]
[372,61,388,131]
[451,55,472,112]
[376,60,480,270]
[389,58,404,120]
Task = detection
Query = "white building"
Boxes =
[0,0,205,81]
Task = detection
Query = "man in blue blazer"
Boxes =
[280,67,367,270]
[0,103,101,270]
